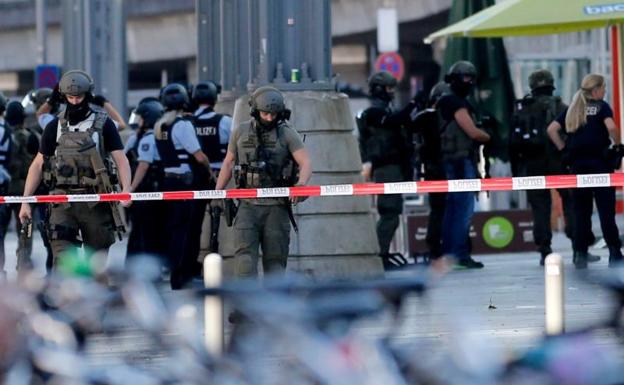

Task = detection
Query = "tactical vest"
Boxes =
[0,122,11,169]
[8,126,37,194]
[510,94,561,159]
[193,108,226,164]
[234,120,298,189]
[48,107,108,189]
[356,106,409,168]
[154,117,191,170]
[439,109,477,162]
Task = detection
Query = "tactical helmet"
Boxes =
[5,100,25,126]
[368,71,398,100]
[135,99,165,128]
[31,87,53,109]
[193,81,221,105]
[160,83,190,110]
[59,70,94,96]
[529,69,555,91]
[250,86,286,114]
[429,82,451,105]
[446,61,477,79]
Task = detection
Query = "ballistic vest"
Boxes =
[194,108,226,164]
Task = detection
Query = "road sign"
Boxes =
[374,52,404,82]
[35,64,61,89]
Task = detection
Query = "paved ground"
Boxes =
[1,217,620,371]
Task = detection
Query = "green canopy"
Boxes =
[425,0,624,42]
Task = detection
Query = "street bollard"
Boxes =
[544,253,564,335]
[203,253,223,355]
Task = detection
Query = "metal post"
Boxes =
[545,253,564,335]
[203,253,224,356]
[35,0,47,65]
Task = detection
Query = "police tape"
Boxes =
[2,173,624,204]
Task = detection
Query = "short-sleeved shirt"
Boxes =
[38,113,55,131]
[39,114,124,156]
[137,130,160,164]
[555,100,612,162]
[164,118,201,174]
[228,119,304,205]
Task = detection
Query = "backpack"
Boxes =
[509,94,562,158]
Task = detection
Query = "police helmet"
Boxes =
[192,81,221,105]
[0,91,7,112]
[429,82,451,105]
[529,69,555,91]
[31,88,53,109]
[59,70,94,96]
[444,61,477,86]
[250,86,285,114]
[135,99,165,128]
[368,71,398,100]
[5,100,25,126]
[160,83,190,110]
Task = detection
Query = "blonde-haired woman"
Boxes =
[547,73,623,268]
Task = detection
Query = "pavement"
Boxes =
[1,215,621,370]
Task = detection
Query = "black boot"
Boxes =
[539,246,552,266]
[608,246,624,267]
[573,250,588,269]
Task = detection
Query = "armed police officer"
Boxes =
[18,70,131,267]
[189,81,232,262]
[155,84,214,289]
[357,71,414,270]
[438,61,490,269]
[125,98,165,260]
[214,86,311,278]
[509,69,598,266]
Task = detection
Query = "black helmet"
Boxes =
[445,61,477,98]
[529,69,555,91]
[31,87,53,109]
[135,99,164,128]
[429,82,451,105]
[5,101,25,126]
[59,70,94,96]
[368,71,397,101]
[446,61,477,80]
[0,92,7,113]
[160,83,190,110]
[193,81,221,105]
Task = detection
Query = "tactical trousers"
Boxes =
[48,202,115,265]
[188,200,208,267]
[373,164,404,255]
[424,163,446,259]
[527,188,577,255]
[233,201,290,278]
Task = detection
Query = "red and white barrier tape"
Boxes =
[2,173,624,204]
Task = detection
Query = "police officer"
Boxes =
[357,71,414,270]
[510,69,599,266]
[0,93,11,279]
[189,81,232,262]
[155,83,213,289]
[411,82,451,261]
[126,98,165,260]
[213,86,312,278]
[18,70,132,267]
[547,73,623,268]
[438,61,491,269]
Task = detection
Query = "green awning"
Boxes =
[425,0,624,42]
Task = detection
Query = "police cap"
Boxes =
[59,70,94,96]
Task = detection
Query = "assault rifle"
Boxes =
[79,143,127,241]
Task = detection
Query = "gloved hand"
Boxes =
[46,84,63,108]
[91,94,107,107]
[290,183,309,205]
[210,199,224,211]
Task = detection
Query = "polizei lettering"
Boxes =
[131,192,164,201]
[257,187,290,198]
[194,190,226,199]
[448,179,480,192]
[196,126,217,136]
[577,174,610,188]
[512,176,546,190]
[320,184,353,196]
[384,182,417,194]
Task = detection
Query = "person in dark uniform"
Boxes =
[411,82,450,262]
[155,83,213,289]
[18,70,132,266]
[357,71,414,270]
[188,81,232,263]
[547,73,623,268]
[437,61,491,269]
[125,98,165,260]
[510,69,599,266]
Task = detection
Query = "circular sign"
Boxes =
[374,52,405,82]
[482,216,514,249]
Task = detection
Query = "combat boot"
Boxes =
[608,246,624,267]
[573,250,588,269]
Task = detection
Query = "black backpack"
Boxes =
[509,94,563,159]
